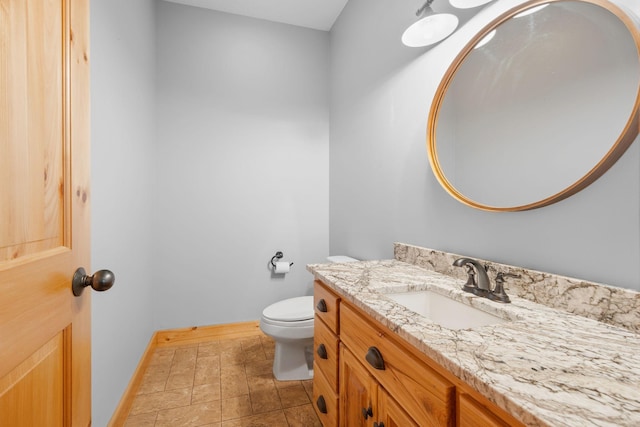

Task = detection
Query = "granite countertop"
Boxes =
[307,259,640,427]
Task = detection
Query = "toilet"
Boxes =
[260,255,358,381]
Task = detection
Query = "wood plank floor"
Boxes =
[122,333,321,426]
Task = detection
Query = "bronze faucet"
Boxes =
[453,258,491,296]
[453,258,520,303]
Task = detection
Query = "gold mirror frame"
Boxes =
[428,0,640,212]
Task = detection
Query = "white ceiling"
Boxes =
[163,0,349,31]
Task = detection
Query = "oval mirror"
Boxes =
[428,0,640,211]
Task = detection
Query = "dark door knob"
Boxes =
[72,267,115,296]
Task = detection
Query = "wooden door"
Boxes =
[0,0,91,425]
[340,347,377,427]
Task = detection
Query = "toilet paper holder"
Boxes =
[270,251,294,268]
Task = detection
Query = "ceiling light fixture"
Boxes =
[402,0,459,47]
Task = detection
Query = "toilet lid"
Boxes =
[263,296,314,322]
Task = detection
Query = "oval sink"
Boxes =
[384,290,508,330]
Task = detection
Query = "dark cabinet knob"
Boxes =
[362,406,373,419]
[317,344,328,359]
[316,395,327,414]
[374,422,385,427]
[72,267,115,296]
[365,346,385,370]
[316,299,328,312]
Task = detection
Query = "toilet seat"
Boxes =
[262,296,313,322]
[260,295,315,348]
[260,316,314,328]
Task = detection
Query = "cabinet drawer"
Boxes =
[314,314,339,393]
[458,393,510,427]
[340,303,455,426]
[313,363,338,427]
[314,280,340,334]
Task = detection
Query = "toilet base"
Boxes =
[272,338,314,381]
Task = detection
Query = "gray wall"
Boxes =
[91,0,156,425]
[153,1,330,329]
[329,0,640,291]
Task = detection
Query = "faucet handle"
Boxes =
[453,257,492,295]
[461,264,478,293]
[453,258,478,294]
[489,272,521,303]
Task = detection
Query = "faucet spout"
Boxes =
[453,258,491,293]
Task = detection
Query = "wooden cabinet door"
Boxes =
[341,346,419,427]
[378,388,418,427]
[340,346,377,427]
[340,304,455,426]
[458,393,511,427]
[0,0,91,425]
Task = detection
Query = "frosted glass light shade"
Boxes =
[402,14,459,47]
[450,0,493,9]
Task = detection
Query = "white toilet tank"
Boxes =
[327,255,358,263]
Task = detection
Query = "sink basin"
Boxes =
[384,290,508,330]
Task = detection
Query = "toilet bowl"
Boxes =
[260,296,315,381]
[260,255,358,381]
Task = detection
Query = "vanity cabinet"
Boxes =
[313,279,525,427]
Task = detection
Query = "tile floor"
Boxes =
[123,334,321,427]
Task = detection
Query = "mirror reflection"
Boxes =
[430,0,640,210]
